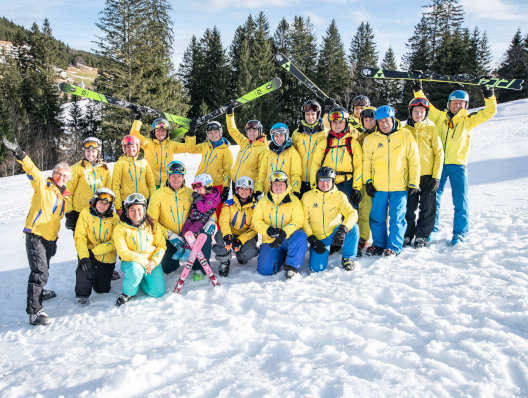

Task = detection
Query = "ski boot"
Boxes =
[218,260,230,277]
[172,245,186,260]
[384,249,398,257]
[42,289,56,301]
[342,257,355,271]
[77,297,89,307]
[29,309,50,326]
[365,245,384,257]
[414,237,426,248]
[357,238,367,257]
[451,234,465,246]
[115,293,132,307]
[193,270,205,282]
[112,271,120,280]
[403,237,412,247]
[180,248,192,263]
[427,231,438,242]
[284,264,298,279]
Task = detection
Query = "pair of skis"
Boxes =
[58,77,282,139]
[172,232,219,294]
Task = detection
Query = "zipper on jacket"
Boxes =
[234,146,251,181]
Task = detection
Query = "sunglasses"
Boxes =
[53,171,70,179]
[99,193,114,203]
[329,111,348,122]
[83,141,100,149]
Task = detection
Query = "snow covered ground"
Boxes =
[1,99,528,397]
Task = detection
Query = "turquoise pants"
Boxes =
[121,261,165,298]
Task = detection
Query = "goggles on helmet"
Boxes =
[98,192,115,203]
[236,177,254,190]
[191,182,204,189]
[302,103,320,113]
[207,123,221,131]
[269,171,289,184]
[83,140,101,149]
[329,110,349,122]
[153,121,169,130]
[245,121,261,130]
[270,127,288,136]
[361,109,376,119]
[352,98,369,107]
[167,161,185,175]
[125,193,146,205]
[408,98,430,109]
[122,136,139,146]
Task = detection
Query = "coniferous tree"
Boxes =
[178,35,204,118]
[496,29,527,102]
[379,46,402,107]
[349,22,379,107]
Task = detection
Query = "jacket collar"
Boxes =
[299,119,325,135]
[375,119,403,136]
[315,185,338,196]
[267,185,293,206]
[233,194,255,209]
[209,137,230,149]
[269,139,293,155]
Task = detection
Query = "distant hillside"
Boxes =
[0,16,100,69]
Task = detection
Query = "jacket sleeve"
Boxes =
[187,141,206,154]
[362,137,373,184]
[73,210,90,259]
[20,155,45,192]
[170,135,196,154]
[149,224,166,266]
[302,196,315,237]
[283,197,304,238]
[468,95,497,129]
[223,149,233,188]
[226,113,248,147]
[309,141,325,187]
[251,199,270,238]
[414,90,444,126]
[130,120,149,148]
[145,163,156,196]
[407,132,421,189]
[218,203,232,236]
[256,151,269,193]
[289,148,302,194]
[340,192,358,230]
[255,146,267,188]
[351,140,363,190]
[323,117,331,131]
[103,166,112,189]
[66,164,80,212]
[112,161,124,210]
[430,124,444,180]
[114,225,149,266]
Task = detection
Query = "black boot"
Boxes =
[115,293,132,307]
[29,309,51,326]
[284,264,298,279]
[218,260,230,277]
[342,257,355,271]
[365,245,384,257]
[42,290,56,301]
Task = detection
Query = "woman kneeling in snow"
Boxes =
[114,193,166,307]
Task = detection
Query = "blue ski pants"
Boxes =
[433,164,469,236]
[121,261,165,298]
[257,229,308,275]
[309,224,359,272]
[370,191,408,253]
[336,178,358,210]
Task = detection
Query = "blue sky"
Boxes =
[2,0,527,71]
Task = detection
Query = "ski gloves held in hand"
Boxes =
[220,187,230,202]
[308,235,326,255]
[78,258,92,272]
[130,105,142,121]
[481,85,495,99]
[267,226,287,248]
[186,120,198,137]
[330,224,348,255]
[223,101,236,115]
[429,178,440,193]
[224,234,242,252]
[2,138,26,161]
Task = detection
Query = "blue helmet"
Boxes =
[448,90,469,110]
[374,106,396,121]
[270,123,289,145]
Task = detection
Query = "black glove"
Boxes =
[481,85,494,99]
[269,229,287,248]
[428,178,440,193]
[65,212,77,231]
[232,238,242,252]
[223,234,234,250]
[408,188,419,195]
[350,189,362,207]
[192,192,203,204]
[412,78,423,92]
[331,224,348,248]
[2,138,25,160]
[293,191,302,200]
[253,191,262,201]
[221,187,230,202]
[186,119,197,137]
[365,182,377,198]
[267,226,281,239]
[130,105,142,121]
[223,100,235,115]
[79,258,92,272]
[324,97,336,112]
[308,235,326,255]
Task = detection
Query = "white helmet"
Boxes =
[192,173,213,190]
[235,177,254,193]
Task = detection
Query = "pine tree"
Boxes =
[316,19,350,102]
[496,29,527,102]
[63,95,87,163]
[379,46,402,107]
[478,31,493,75]
[349,22,379,107]
[178,35,204,118]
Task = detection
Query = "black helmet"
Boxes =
[316,166,336,182]
[351,95,370,112]
[206,121,223,136]
[301,100,321,120]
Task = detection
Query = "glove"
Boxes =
[308,235,326,255]
[221,187,230,202]
[324,97,336,112]
[428,178,440,193]
[192,193,203,204]
[481,85,494,98]
[253,191,262,201]
[232,238,242,252]
[269,230,287,249]
[331,224,348,249]
[168,231,185,248]
[293,191,302,200]
[412,78,423,92]
[65,212,77,231]
[365,182,377,198]
[267,226,281,239]
[79,258,92,272]
[408,187,419,195]
[350,189,362,207]
[203,217,217,235]
[186,119,197,137]
[2,138,25,160]
[130,105,142,121]
[223,100,235,115]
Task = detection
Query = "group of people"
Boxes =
[2,78,497,326]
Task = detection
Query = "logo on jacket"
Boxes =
[377,143,383,148]
[313,203,318,208]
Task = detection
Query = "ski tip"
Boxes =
[274,77,283,89]
[274,53,286,63]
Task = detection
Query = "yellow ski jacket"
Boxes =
[291,120,329,184]
[66,160,112,213]
[256,142,302,194]
[113,220,166,267]
[218,195,257,244]
[188,138,233,188]
[147,185,194,239]
[405,118,444,179]
[112,155,156,210]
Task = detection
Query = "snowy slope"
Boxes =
[1,100,528,397]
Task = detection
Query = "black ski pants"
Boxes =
[75,256,115,298]
[26,233,57,315]
[212,231,259,263]
[405,175,437,240]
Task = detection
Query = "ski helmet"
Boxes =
[123,193,148,221]
[89,187,116,213]
[235,176,254,194]
[151,118,170,141]
[316,166,336,184]
[351,95,370,112]
[408,98,430,119]
[301,100,321,120]
[121,135,140,153]
[447,90,469,110]
[328,107,349,124]
[83,137,102,157]
[245,120,263,137]
[206,121,223,138]
[191,173,213,191]
[269,170,289,187]
[166,160,186,176]
[270,123,289,145]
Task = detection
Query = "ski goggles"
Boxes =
[317,177,333,183]
[302,103,320,113]
[236,177,254,190]
[269,171,289,184]
[328,110,349,122]
[408,98,430,110]
[206,124,221,131]
[245,120,261,130]
[152,120,169,129]
[167,162,185,175]
[270,127,288,136]
[352,98,368,107]
[83,140,101,149]
[98,193,115,203]
[361,109,376,119]
[124,193,146,206]
[122,136,139,146]
[191,182,206,189]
